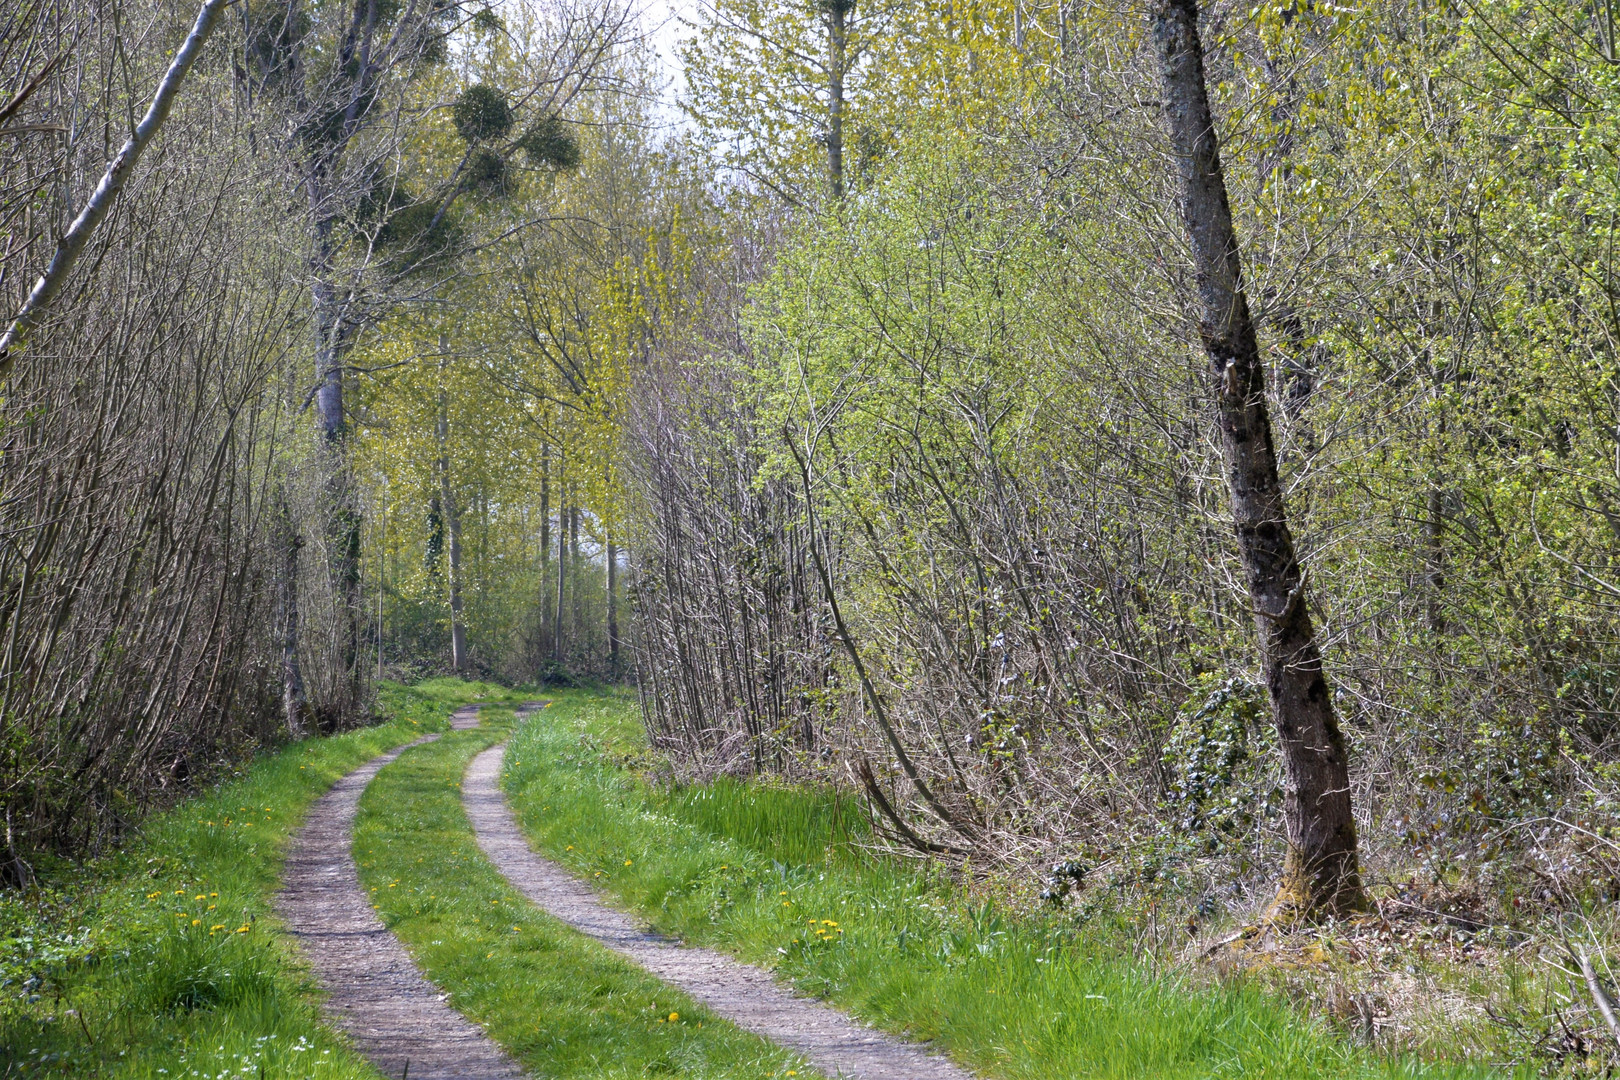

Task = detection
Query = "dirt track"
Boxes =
[463,739,975,1080]
[276,732,524,1080]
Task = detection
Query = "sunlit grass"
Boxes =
[352,704,808,1079]
[0,681,459,1079]
[504,689,1520,1080]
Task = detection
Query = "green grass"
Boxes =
[0,679,485,1078]
[351,699,809,1079]
[502,688,1520,1080]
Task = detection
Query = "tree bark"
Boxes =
[1150,0,1365,918]
[276,492,309,739]
[539,440,551,651]
[606,536,620,678]
[825,0,849,199]
[553,467,567,667]
[438,334,467,671]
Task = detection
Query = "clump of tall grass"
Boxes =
[132,919,277,1014]
[657,776,869,867]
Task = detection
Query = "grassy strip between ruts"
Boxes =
[352,704,811,1079]
[500,688,1525,1080]
[0,678,495,1079]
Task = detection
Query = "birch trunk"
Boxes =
[1151,0,1365,917]
[438,335,467,671]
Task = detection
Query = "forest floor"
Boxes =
[0,679,1537,1078]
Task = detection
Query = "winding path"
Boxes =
[463,738,976,1080]
[276,726,523,1080]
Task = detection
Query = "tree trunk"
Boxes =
[569,506,581,648]
[376,502,386,678]
[539,440,551,652]
[607,536,620,678]
[438,334,467,671]
[553,470,567,667]
[276,492,308,738]
[308,175,365,721]
[825,0,848,199]
[1150,0,1364,918]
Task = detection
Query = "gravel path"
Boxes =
[277,734,526,1080]
[449,703,486,729]
[463,741,976,1080]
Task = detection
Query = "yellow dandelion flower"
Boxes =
[236,926,250,933]
[668,1012,679,1023]
[625,859,633,866]
[191,919,200,926]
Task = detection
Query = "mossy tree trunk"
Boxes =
[1150,0,1365,918]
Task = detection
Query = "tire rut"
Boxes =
[277,734,525,1080]
[463,740,977,1080]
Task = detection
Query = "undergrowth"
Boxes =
[503,688,1520,1080]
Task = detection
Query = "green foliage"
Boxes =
[450,83,513,143]
[375,200,462,268]
[1161,675,1278,841]
[462,148,509,195]
[516,116,580,171]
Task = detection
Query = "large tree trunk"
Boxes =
[825,0,848,199]
[438,335,468,671]
[539,440,551,654]
[1151,0,1365,918]
[307,166,365,721]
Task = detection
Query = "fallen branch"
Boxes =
[1200,925,1260,959]
[854,757,971,857]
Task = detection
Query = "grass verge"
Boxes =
[0,679,489,1079]
[351,696,809,1079]
[502,688,1520,1080]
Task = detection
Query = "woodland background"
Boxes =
[9,0,1620,1059]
